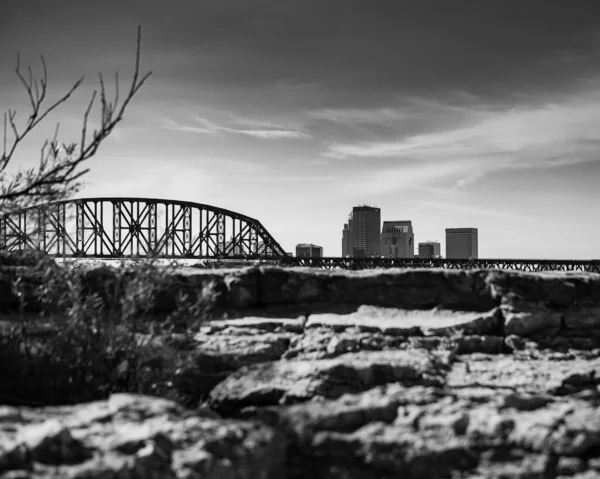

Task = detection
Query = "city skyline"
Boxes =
[1,1,599,259]
[340,205,477,259]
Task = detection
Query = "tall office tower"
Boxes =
[418,241,441,259]
[341,213,353,257]
[445,228,478,259]
[348,206,381,257]
[296,243,323,257]
[381,221,414,258]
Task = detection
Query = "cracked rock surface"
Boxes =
[2,266,600,478]
[0,394,285,478]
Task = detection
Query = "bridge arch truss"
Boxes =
[0,197,287,259]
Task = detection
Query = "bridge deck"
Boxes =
[61,256,600,273]
[278,257,600,272]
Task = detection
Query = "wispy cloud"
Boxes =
[308,96,488,126]
[109,126,151,142]
[308,107,408,123]
[161,118,215,135]
[273,78,321,92]
[232,129,309,139]
[573,77,600,85]
[323,93,600,187]
[161,115,310,140]
[417,199,530,221]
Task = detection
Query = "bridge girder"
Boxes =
[0,197,287,259]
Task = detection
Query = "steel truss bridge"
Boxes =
[0,197,287,259]
[0,197,597,272]
[279,257,600,273]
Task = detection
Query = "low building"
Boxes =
[296,243,323,257]
[418,241,441,259]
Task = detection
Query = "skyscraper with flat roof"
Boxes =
[352,206,381,257]
[381,221,414,258]
[342,206,381,257]
[445,228,478,259]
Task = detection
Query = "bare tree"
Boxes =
[0,26,152,215]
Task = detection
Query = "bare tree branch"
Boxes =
[0,26,152,215]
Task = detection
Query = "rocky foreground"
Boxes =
[2,266,600,478]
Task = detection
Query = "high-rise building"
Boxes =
[381,221,414,258]
[445,228,478,259]
[418,241,441,259]
[350,206,381,257]
[296,243,323,257]
[341,214,353,257]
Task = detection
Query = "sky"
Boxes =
[1,0,599,259]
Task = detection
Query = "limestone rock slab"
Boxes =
[306,305,502,337]
[207,350,454,415]
[174,332,293,402]
[448,355,600,396]
[0,394,285,478]
[192,332,293,370]
[486,270,600,308]
[258,267,497,311]
[280,386,600,478]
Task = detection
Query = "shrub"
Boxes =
[0,256,217,407]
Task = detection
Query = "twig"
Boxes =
[0,26,152,214]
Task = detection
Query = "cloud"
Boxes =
[231,129,309,139]
[307,99,482,129]
[308,107,408,123]
[161,115,310,140]
[416,199,530,221]
[109,126,151,142]
[452,171,488,190]
[161,118,216,135]
[322,92,600,187]
[574,77,600,85]
[307,96,490,144]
